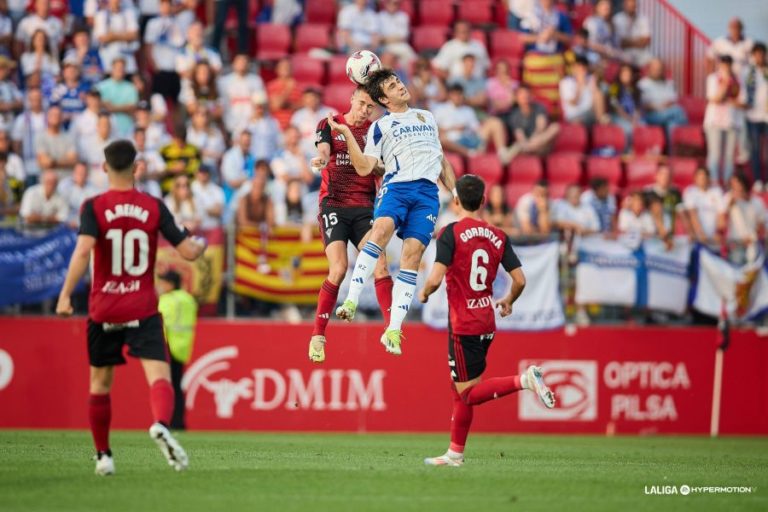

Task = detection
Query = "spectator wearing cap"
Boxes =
[0,56,22,127]
[515,180,552,236]
[448,54,488,110]
[159,123,201,193]
[63,28,104,87]
[519,0,573,54]
[503,85,560,160]
[267,58,303,130]
[144,0,185,100]
[378,0,416,65]
[14,0,64,57]
[156,269,198,431]
[58,161,99,227]
[705,55,742,183]
[19,169,68,226]
[93,0,140,75]
[36,105,77,181]
[559,56,605,126]
[20,29,59,79]
[707,18,753,76]
[612,0,652,67]
[187,109,226,170]
[79,111,113,189]
[218,53,265,133]
[50,61,89,129]
[740,43,768,191]
[133,99,170,151]
[290,87,336,159]
[246,91,282,162]
[178,60,223,121]
[96,58,139,137]
[11,87,46,182]
[581,177,617,234]
[164,174,201,231]
[191,165,225,230]
[433,21,490,82]
[176,21,222,79]
[221,129,255,204]
[638,58,688,143]
[336,0,380,53]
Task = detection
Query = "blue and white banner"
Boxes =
[575,236,691,314]
[690,246,768,320]
[422,241,564,331]
[0,227,79,307]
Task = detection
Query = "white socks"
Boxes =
[387,269,417,332]
[346,241,382,304]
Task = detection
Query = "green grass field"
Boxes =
[0,431,765,512]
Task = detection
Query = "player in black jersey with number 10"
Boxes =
[308,87,392,363]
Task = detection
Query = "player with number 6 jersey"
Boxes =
[418,175,555,467]
[307,87,393,364]
[56,140,206,476]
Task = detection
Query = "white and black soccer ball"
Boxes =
[345,50,382,85]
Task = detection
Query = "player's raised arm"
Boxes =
[440,156,457,196]
[326,114,378,176]
[158,199,207,261]
[418,262,447,303]
[496,237,526,317]
[56,234,96,316]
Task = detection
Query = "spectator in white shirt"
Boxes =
[58,162,99,227]
[719,173,765,263]
[35,105,77,180]
[583,0,620,59]
[704,55,742,184]
[638,58,688,142]
[553,184,600,235]
[221,129,256,205]
[515,180,552,236]
[506,0,536,31]
[191,165,225,230]
[144,0,185,99]
[741,42,768,191]
[93,0,140,75]
[378,0,415,65]
[434,84,509,162]
[19,169,68,225]
[336,0,380,52]
[80,112,113,190]
[519,0,573,54]
[247,91,282,162]
[432,21,490,81]
[14,0,64,55]
[559,56,605,125]
[271,126,316,225]
[186,109,225,170]
[612,0,652,67]
[176,21,222,79]
[290,87,335,159]
[707,18,753,76]
[71,90,102,146]
[683,166,724,245]
[11,87,46,181]
[174,0,199,36]
[618,190,656,239]
[20,29,59,79]
[581,177,617,233]
[218,53,265,133]
[0,129,25,183]
[134,127,166,180]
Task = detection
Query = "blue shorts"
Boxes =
[374,179,439,247]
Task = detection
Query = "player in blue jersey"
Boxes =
[328,68,456,355]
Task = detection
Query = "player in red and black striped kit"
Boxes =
[419,175,555,466]
[56,140,206,476]
[308,87,392,363]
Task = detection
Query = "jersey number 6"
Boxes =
[470,249,489,292]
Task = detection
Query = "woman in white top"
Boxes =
[20,29,59,79]
[704,55,743,184]
[164,174,201,232]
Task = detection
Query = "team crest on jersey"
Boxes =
[416,113,426,123]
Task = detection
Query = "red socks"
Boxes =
[149,379,174,426]
[460,376,523,406]
[449,386,473,454]
[89,394,111,453]
[312,280,340,336]
[374,276,393,325]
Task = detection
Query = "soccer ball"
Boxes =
[345,50,382,85]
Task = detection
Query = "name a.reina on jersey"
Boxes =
[105,204,150,223]
[459,226,503,249]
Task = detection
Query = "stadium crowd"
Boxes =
[0,0,766,319]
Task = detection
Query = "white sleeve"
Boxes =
[221,151,243,183]
[617,209,630,231]
[19,189,35,217]
[432,41,455,71]
[363,121,383,161]
[10,115,23,141]
[93,12,107,40]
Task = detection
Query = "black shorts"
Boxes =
[87,314,168,367]
[448,332,495,382]
[318,205,374,248]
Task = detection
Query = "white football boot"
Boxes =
[424,453,464,467]
[94,452,115,476]
[149,422,189,471]
[525,365,556,409]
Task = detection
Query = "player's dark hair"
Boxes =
[103,139,137,172]
[456,174,486,212]
[364,68,399,107]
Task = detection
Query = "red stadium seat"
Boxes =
[328,55,350,84]
[586,157,623,190]
[490,30,526,59]
[255,24,291,60]
[570,3,593,31]
[412,26,449,54]
[552,123,588,154]
[294,24,332,54]
[399,0,415,20]
[289,56,325,84]
[445,153,465,177]
[419,0,454,26]
[669,157,699,189]
[625,158,659,188]
[458,1,493,25]
[467,154,504,185]
[632,125,665,156]
[323,83,357,113]
[508,155,543,183]
[679,96,707,125]
[546,153,582,184]
[670,125,706,156]
[592,124,626,153]
[305,0,336,24]
[504,183,530,207]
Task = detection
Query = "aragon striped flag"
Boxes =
[234,226,329,304]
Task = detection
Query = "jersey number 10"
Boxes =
[106,228,150,276]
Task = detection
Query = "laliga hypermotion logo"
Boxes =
[519,360,597,421]
[182,346,250,418]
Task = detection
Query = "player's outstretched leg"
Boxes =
[336,240,383,321]
[425,386,471,467]
[143,360,189,471]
